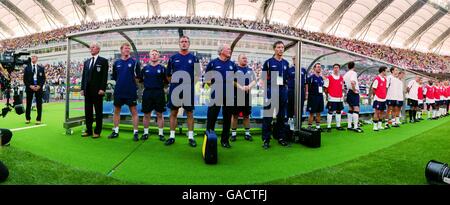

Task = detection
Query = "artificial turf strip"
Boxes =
[0,146,126,185]
[267,119,450,185]
[110,118,450,184]
[2,102,450,184]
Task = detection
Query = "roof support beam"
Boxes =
[0,0,41,32]
[428,27,450,50]
[72,0,98,21]
[256,0,275,23]
[34,0,69,25]
[320,0,356,33]
[186,0,196,16]
[404,8,447,47]
[110,0,128,19]
[288,0,315,27]
[377,0,427,43]
[223,0,234,18]
[350,0,394,38]
[148,0,161,16]
[0,21,14,36]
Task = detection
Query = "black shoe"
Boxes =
[262,141,270,149]
[385,124,390,129]
[165,138,175,145]
[354,128,363,133]
[278,140,289,146]
[159,135,165,141]
[347,127,354,131]
[336,127,344,131]
[244,134,253,141]
[108,132,119,139]
[326,128,331,132]
[133,133,139,141]
[221,141,231,148]
[392,124,400,128]
[188,139,197,147]
[230,135,237,142]
[141,133,149,141]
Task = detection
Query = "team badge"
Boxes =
[229,66,233,70]
[128,63,132,67]
[188,59,192,64]
[284,66,287,70]
[157,69,161,73]
[97,66,101,72]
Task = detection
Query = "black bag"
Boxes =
[202,130,218,164]
[298,128,321,148]
[0,128,12,146]
[272,123,294,142]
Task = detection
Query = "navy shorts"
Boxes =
[142,89,166,113]
[326,101,344,112]
[346,90,360,107]
[167,90,194,112]
[233,106,252,116]
[307,95,324,113]
[373,100,387,111]
[387,100,403,107]
[418,103,424,109]
[407,99,418,107]
[114,96,138,107]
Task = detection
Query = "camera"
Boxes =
[0,49,30,117]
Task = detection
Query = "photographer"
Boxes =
[23,55,45,124]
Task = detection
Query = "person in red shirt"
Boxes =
[372,66,388,131]
[417,78,424,121]
[425,80,435,119]
[324,64,345,132]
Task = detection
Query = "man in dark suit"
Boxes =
[23,55,46,124]
[81,42,109,138]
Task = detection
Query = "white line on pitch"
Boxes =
[10,124,47,132]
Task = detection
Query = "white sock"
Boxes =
[158,128,163,136]
[327,113,333,128]
[396,117,400,124]
[378,121,382,129]
[353,113,359,129]
[133,129,138,134]
[373,122,378,130]
[170,130,175,139]
[231,129,237,137]
[433,110,436,118]
[336,114,341,127]
[188,131,194,140]
[428,110,431,119]
[316,124,321,129]
[245,128,250,136]
[347,113,353,128]
[144,128,149,134]
[113,127,119,133]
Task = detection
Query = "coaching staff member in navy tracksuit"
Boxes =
[23,55,46,125]
[205,44,237,148]
[140,49,167,141]
[261,41,290,149]
[108,42,141,141]
[80,42,109,138]
[306,63,325,131]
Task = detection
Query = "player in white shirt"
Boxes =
[343,62,363,133]
[386,67,404,127]
[406,76,421,123]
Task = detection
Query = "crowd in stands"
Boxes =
[1,16,448,74]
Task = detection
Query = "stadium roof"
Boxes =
[0,0,449,55]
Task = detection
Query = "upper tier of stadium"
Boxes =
[0,0,449,73]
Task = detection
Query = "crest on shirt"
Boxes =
[188,59,192,64]
[229,66,233,70]
[284,66,287,70]
[157,69,161,73]
[97,66,101,72]
[128,63,132,68]
[39,73,42,77]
